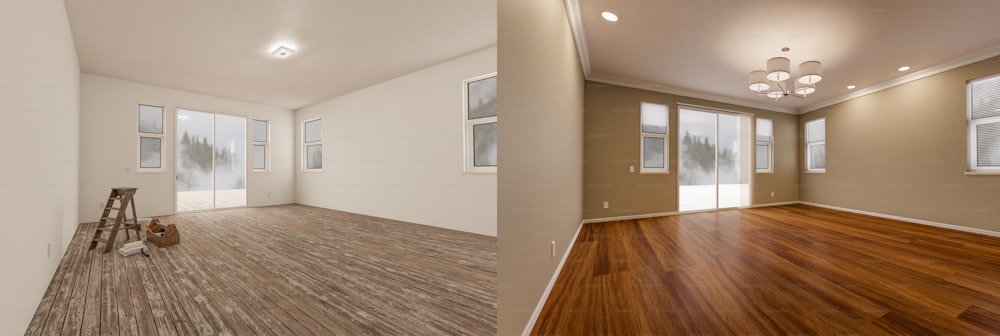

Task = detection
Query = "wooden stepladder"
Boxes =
[89,187,141,253]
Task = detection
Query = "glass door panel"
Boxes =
[214,114,246,208]
[678,109,718,212]
[176,110,215,211]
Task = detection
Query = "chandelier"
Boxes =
[748,48,822,100]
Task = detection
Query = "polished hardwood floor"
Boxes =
[532,204,1000,335]
[26,204,496,335]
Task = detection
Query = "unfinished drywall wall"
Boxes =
[583,82,800,220]
[79,74,296,223]
[800,55,1000,233]
[497,0,585,333]
[0,0,80,333]
[294,47,497,236]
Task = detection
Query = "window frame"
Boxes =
[755,118,774,173]
[463,72,498,174]
[640,101,669,174]
[137,104,165,173]
[805,118,826,173]
[967,74,1000,174]
[302,118,323,172]
[252,119,269,172]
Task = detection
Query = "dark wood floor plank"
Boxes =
[26,204,496,335]
[533,205,1000,335]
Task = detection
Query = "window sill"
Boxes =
[965,171,1000,176]
[755,170,773,174]
[639,171,670,175]
[803,170,826,174]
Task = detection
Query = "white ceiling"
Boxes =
[65,0,496,110]
[572,0,1000,114]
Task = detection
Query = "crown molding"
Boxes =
[564,0,591,77]
[801,43,1000,113]
[588,72,797,114]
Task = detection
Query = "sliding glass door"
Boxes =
[176,109,247,211]
[678,107,751,212]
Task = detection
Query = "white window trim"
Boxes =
[755,118,774,173]
[805,118,826,173]
[137,104,165,173]
[967,74,1000,174]
[302,118,323,172]
[463,72,498,174]
[252,119,269,172]
[640,102,669,174]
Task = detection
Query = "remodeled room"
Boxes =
[3,1,496,334]
[497,0,1000,335]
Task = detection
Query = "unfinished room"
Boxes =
[497,0,1000,335]
[3,0,497,335]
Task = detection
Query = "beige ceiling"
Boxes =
[572,0,1000,113]
[65,0,496,110]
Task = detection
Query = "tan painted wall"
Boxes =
[799,56,1000,233]
[497,0,585,334]
[583,82,800,219]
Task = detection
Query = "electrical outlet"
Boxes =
[550,241,556,258]
[771,191,775,198]
[603,201,609,209]
[267,192,271,198]
[629,165,635,173]
[47,242,52,258]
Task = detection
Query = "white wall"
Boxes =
[79,74,296,223]
[0,0,80,333]
[295,47,497,236]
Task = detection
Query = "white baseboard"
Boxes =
[581,211,679,225]
[521,220,586,336]
[751,201,800,208]
[800,201,1000,238]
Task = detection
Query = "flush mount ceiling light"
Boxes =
[847,85,856,90]
[898,65,910,72]
[748,47,823,100]
[601,11,618,22]
[270,46,295,59]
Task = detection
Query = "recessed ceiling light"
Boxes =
[271,46,295,59]
[601,11,618,22]
[898,66,910,72]
[847,85,856,90]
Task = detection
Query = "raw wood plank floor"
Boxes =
[26,204,496,335]
[532,204,1000,335]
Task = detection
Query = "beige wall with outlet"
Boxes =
[583,82,800,220]
[79,74,296,223]
[799,55,1000,233]
[497,0,585,334]
[0,0,79,333]
[294,47,497,236]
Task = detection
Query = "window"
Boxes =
[756,118,773,173]
[303,118,322,171]
[252,119,268,171]
[464,73,497,173]
[137,104,164,171]
[805,118,826,172]
[968,74,1000,173]
[640,102,668,173]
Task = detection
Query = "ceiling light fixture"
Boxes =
[748,47,822,100]
[601,11,618,22]
[847,85,856,90]
[898,65,910,72]
[271,46,295,59]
